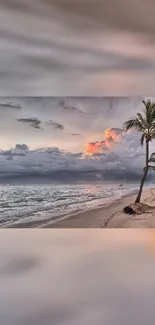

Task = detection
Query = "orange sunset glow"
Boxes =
[86,128,123,154]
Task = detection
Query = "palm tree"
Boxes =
[124,99,155,203]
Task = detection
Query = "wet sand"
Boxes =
[7,188,155,229]
[5,192,137,228]
[43,188,155,228]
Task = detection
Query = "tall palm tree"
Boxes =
[124,99,155,203]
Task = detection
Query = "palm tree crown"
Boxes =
[123,100,155,145]
[123,99,155,204]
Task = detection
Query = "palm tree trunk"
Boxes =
[135,139,149,203]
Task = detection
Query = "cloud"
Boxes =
[0,132,152,183]
[0,101,21,109]
[15,144,29,151]
[86,128,123,154]
[56,98,87,114]
[17,117,42,129]
[0,144,29,160]
[0,97,152,171]
[47,120,65,130]
[62,105,86,114]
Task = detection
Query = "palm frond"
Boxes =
[123,118,144,132]
[142,99,155,126]
[142,99,151,109]
[150,105,155,125]
[149,152,155,163]
[136,112,147,128]
[140,134,145,146]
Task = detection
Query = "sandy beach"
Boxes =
[6,187,155,229]
[42,187,155,228]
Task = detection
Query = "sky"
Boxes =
[0,97,155,182]
[1,0,155,95]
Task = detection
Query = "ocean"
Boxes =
[0,183,139,227]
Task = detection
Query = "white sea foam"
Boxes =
[0,183,139,226]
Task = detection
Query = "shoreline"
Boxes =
[42,192,138,228]
[43,187,155,228]
[5,190,138,228]
[41,187,155,228]
[5,187,155,228]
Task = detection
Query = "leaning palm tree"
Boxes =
[124,99,155,203]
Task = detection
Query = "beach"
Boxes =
[1,183,138,228]
[42,187,155,228]
[5,186,155,229]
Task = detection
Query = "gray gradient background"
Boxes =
[1,0,155,95]
[0,230,155,325]
[1,3,155,324]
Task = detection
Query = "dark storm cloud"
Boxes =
[0,130,153,182]
[0,144,28,159]
[47,120,65,130]
[3,153,26,158]
[0,102,21,109]
[17,117,42,129]
[102,169,143,182]
[15,144,29,151]
[62,104,86,114]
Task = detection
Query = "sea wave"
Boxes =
[0,183,139,227]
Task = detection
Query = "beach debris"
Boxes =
[123,206,135,215]
[123,203,155,215]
